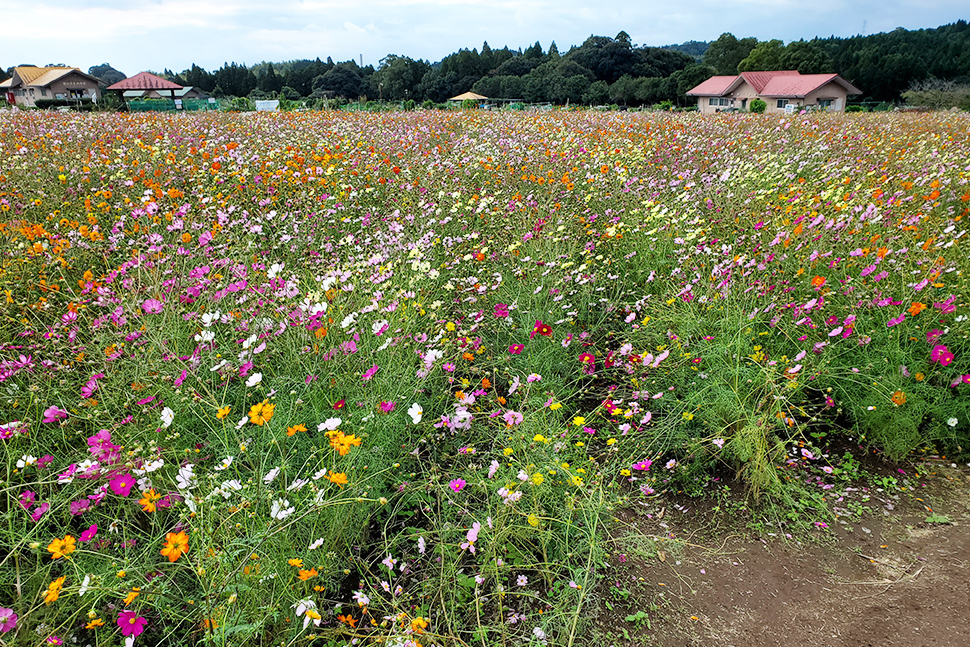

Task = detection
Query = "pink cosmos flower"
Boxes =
[141,298,164,314]
[449,478,466,493]
[632,460,652,471]
[379,401,396,414]
[503,411,523,426]
[493,303,509,318]
[0,606,17,633]
[117,611,147,637]
[30,502,49,522]
[43,406,68,423]
[508,344,524,355]
[362,364,380,382]
[79,524,98,542]
[109,473,135,497]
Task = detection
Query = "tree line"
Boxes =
[5,21,968,106]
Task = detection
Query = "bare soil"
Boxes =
[593,459,970,646]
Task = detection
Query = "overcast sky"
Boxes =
[3,0,967,74]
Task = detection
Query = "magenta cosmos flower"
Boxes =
[109,473,135,497]
[508,344,524,355]
[117,611,147,637]
[449,478,466,492]
[931,344,954,366]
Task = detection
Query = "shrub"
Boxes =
[750,98,767,113]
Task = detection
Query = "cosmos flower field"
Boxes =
[1,109,968,646]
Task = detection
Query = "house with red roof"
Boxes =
[1,66,101,107]
[687,71,862,114]
[107,71,184,99]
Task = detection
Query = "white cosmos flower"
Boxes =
[246,372,262,387]
[267,262,284,279]
[160,407,175,428]
[214,456,234,471]
[270,498,294,520]
[318,417,341,432]
[263,466,280,483]
[948,417,958,427]
[407,403,423,424]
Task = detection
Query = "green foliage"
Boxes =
[901,77,970,110]
[750,98,767,113]
[704,33,759,75]
[737,39,786,72]
[33,98,95,111]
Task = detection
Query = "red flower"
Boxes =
[530,320,552,339]
[333,399,346,410]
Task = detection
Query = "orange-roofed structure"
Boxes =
[687,70,862,113]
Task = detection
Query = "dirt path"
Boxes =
[594,461,970,647]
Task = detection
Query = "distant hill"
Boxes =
[662,40,710,62]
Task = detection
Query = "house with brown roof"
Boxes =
[687,71,862,114]
[1,66,101,107]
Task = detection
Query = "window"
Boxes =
[818,99,833,109]
[709,97,717,106]
[777,99,787,109]
[41,89,48,97]
[708,97,731,106]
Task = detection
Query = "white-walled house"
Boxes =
[687,71,862,113]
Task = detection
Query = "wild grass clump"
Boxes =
[1,109,967,645]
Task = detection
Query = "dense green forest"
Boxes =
[8,20,969,106]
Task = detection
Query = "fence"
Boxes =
[127,98,220,112]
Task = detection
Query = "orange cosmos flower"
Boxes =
[298,568,318,581]
[160,530,189,562]
[248,400,275,426]
[44,576,67,604]
[907,302,926,317]
[325,472,348,488]
[139,489,163,513]
[891,391,907,406]
[327,430,361,456]
[47,535,77,560]
[287,424,307,437]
